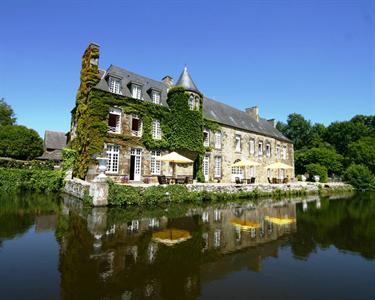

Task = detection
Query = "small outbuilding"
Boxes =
[37,130,67,163]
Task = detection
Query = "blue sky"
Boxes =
[0,0,374,136]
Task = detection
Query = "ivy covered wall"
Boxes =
[70,44,219,181]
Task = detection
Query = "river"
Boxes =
[0,192,374,300]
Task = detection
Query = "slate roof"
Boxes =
[37,150,63,161]
[44,130,67,150]
[175,66,200,93]
[95,65,291,142]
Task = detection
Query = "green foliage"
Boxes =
[0,125,43,160]
[61,148,77,172]
[0,157,54,170]
[166,87,204,153]
[343,164,375,190]
[324,118,373,154]
[0,98,16,126]
[0,168,64,192]
[107,180,143,206]
[347,136,375,174]
[305,163,328,183]
[295,147,344,175]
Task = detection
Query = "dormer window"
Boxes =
[151,90,161,105]
[109,77,121,94]
[108,107,122,134]
[131,114,143,137]
[203,129,210,147]
[131,84,142,100]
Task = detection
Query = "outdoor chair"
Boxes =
[185,176,193,184]
[251,177,256,184]
[272,178,277,184]
[283,178,289,184]
[235,177,241,184]
[158,175,167,185]
[268,177,272,184]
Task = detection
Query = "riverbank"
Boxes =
[63,177,354,207]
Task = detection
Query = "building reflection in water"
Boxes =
[57,195,324,300]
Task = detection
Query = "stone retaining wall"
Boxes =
[63,177,91,199]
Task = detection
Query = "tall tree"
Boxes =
[0,98,16,126]
[278,113,313,150]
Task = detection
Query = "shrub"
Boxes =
[107,181,142,206]
[0,157,54,170]
[0,168,63,192]
[306,163,328,183]
[343,164,375,190]
[61,148,77,171]
[0,125,43,160]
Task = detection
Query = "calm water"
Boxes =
[0,192,374,300]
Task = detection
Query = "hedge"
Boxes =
[0,168,64,193]
[0,157,54,170]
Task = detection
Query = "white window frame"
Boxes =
[109,77,121,94]
[266,143,271,158]
[108,107,122,134]
[214,156,222,178]
[131,115,143,137]
[131,84,142,100]
[150,150,161,175]
[249,139,255,155]
[195,96,200,110]
[151,90,161,105]
[106,144,120,174]
[249,166,256,178]
[152,119,161,140]
[258,141,263,156]
[276,144,281,159]
[235,135,241,153]
[203,129,210,147]
[203,155,210,181]
[282,145,287,160]
[215,132,221,149]
[188,95,195,110]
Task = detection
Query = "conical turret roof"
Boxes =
[175,66,200,93]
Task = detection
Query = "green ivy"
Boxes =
[71,46,222,180]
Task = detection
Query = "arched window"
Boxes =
[195,97,200,110]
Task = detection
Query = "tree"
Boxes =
[278,113,313,150]
[324,119,373,155]
[0,125,43,160]
[0,98,16,126]
[295,147,344,175]
[347,137,375,174]
[343,164,375,190]
[305,163,328,183]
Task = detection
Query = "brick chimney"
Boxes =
[162,75,173,87]
[267,118,277,128]
[245,106,259,122]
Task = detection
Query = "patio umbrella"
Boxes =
[266,162,294,169]
[265,216,296,225]
[152,228,192,246]
[160,152,193,177]
[230,218,261,231]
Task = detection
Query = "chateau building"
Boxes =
[70,43,294,183]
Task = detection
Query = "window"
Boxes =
[108,107,121,133]
[152,119,161,139]
[249,139,255,155]
[131,115,142,137]
[266,143,271,157]
[203,129,210,147]
[106,144,120,173]
[249,166,256,178]
[131,84,142,99]
[258,141,263,156]
[195,97,200,110]
[282,145,287,159]
[276,144,281,159]
[214,156,222,178]
[150,150,161,175]
[215,132,221,149]
[235,135,241,152]
[267,168,271,178]
[109,77,121,94]
[151,90,161,104]
[188,95,195,110]
[214,229,221,248]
